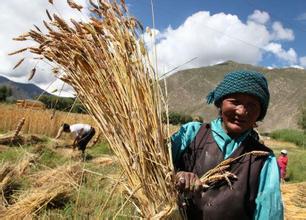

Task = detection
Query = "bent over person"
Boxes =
[56,123,95,159]
[172,70,283,220]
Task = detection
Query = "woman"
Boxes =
[172,70,283,220]
[277,149,288,182]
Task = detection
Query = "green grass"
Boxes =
[0,147,27,162]
[36,147,69,168]
[269,129,306,148]
[87,140,112,157]
[269,129,306,182]
[283,149,306,183]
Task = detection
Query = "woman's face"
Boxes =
[220,93,261,138]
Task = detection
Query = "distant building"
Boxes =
[16,99,46,110]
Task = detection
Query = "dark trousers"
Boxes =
[77,127,95,152]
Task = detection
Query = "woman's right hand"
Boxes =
[175,171,203,192]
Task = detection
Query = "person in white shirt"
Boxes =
[56,123,95,159]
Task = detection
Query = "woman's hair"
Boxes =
[62,123,70,132]
[206,70,270,121]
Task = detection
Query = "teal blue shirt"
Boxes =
[171,119,283,220]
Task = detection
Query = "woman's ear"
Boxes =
[218,108,222,116]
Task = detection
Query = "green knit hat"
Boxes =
[206,70,270,121]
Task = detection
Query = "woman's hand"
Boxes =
[175,171,203,192]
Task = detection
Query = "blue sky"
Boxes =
[127,0,306,70]
[0,0,305,95]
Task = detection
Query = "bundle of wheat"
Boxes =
[0,153,36,192]
[0,162,13,182]
[11,0,177,218]
[1,163,82,219]
[11,117,25,142]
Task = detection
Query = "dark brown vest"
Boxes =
[176,124,271,220]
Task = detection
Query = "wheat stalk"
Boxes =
[0,153,36,195]
[200,150,269,188]
[12,117,25,138]
[12,0,177,218]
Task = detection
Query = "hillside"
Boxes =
[1,61,306,132]
[0,75,49,99]
[164,61,306,132]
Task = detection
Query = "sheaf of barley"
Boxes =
[200,150,270,188]
[1,164,82,219]
[12,0,178,218]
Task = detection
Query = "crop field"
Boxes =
[0,104,97,137]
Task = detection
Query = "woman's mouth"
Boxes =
[233,118,246,125]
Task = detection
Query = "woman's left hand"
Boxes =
[175,171,203,192]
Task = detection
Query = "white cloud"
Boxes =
[142,10,298,74]
[299,56,306,67]
[248,10,270,24]
[264,43,297,64]
[147,11,268,73]
[296,13,306,21]
[266,66,275,70]
[0,0,88,96]
[271,22,294,41]
[289,65,304,69]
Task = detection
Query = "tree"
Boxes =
[299,104,306,131]
[165,111,195,125]
[0,85,12,102]
[37,95,87,113]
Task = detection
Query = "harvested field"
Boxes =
[0,164,82,219]
[283,182,306,219]
[0,130,305,218]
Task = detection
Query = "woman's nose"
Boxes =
[236,105,248,115]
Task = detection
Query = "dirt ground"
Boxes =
[282,182,306,219]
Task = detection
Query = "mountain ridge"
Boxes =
[164,61,306,132]
[0,75,50,100]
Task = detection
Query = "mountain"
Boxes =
[1,61,305,132]
[0,75,49,100]
[164,61,306,132]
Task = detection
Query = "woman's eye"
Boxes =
[248,102,259,109]
[230,100,239,105]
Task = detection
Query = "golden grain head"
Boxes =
[8,48,28,56]
[89,0,99,9]
[12,58,25,70]
[67,0,83,11]
[28,67,36,81]
[12,37,27,41]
